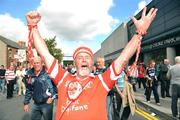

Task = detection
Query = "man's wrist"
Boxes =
[135,34,142,41]
[28,24,38,30]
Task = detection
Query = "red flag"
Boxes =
[27,26,35,64]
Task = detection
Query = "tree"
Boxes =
[44,36,64,63]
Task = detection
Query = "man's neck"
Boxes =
[76,74,89,82]
[34,68,42,76]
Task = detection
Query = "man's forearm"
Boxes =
[114,34,142,74]
[113,7,157,74]
[31,28,54,68]
[24,89,31,105]
[32,28,49,57]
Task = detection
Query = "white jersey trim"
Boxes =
[57,71,69,88]
[50,62,59,79]
[110,65,120,80]
[98,74,110,92]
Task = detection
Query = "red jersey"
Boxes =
[47,58,121,120]
[138,66,145,78]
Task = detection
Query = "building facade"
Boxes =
[0,35,20,68]
[95,0,180,66]
[0,35,28,68]
[127,0,180,64]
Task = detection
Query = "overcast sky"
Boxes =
[0,0,151,56]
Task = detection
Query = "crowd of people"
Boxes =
[0,56,180,120]
[0,59,58,120]
[0,64,28,98]
[0,6,179,120]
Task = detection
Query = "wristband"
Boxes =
[136,31,147,36]
[135,33,143,40]
[28,24,38,30]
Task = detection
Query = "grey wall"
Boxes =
[94,23,128,62]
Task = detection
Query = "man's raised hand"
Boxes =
[26,11,41,26]
[131,7,158,35]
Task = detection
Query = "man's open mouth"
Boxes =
[81,65,88,67]
[80,65,89,70]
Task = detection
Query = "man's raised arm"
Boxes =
[114,7,158,74]
[26,11,54,69]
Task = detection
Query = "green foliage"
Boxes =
[44,36,63,63]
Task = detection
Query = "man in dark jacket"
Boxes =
[23,56,57,120]
[159,59,171,98]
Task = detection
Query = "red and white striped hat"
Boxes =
[73,46,93,60]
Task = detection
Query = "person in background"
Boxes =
[167,56,180,119]
[127,63,138,92]
[94,57,106,75]
[159,59,171,98]
[114,70,132,120]
[145,60,160,105]
[67,64,76,74]
[95,57,113,120]
[0,65,6,93]
[23,56,57,120]
[91,65,96,74]
[16,65,26,96]
[5,65,16,99]
[137,62,146,89]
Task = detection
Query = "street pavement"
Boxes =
[0,91,146,120]
[0,86,179,120]
[0,92,56,120]
[134,87,179,120]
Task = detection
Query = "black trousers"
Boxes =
[146,85,160,103]
[137,78,146,89]
[161,80,170,97]
[7,80,14,98]
[112,92,131,120]
[128,77,137,92]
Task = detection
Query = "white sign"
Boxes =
[16,49,26,62]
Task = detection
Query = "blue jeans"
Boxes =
[171,84,180,117]
[106,95,112,120]
[0,78,5,93]
[31,102,53,120]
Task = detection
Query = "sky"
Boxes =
[0,0,151,56]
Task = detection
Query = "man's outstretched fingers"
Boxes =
[131,16,137,24]
[142,7,147,17]
[151,8,158,20]
[147,8,155,17]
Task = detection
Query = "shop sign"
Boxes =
[142,36,180,51]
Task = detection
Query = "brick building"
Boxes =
[0,35,20,68]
